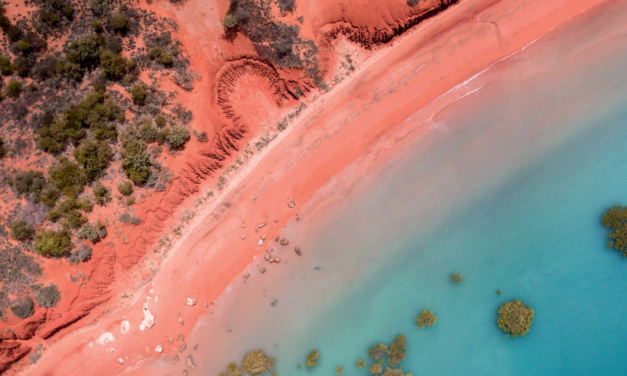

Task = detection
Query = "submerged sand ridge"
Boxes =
[13,0,616,373]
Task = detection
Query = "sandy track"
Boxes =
[21,0,611,373]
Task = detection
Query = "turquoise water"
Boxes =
[144,2,627,375]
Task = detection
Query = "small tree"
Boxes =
[93,184,111,205]
[0,137,5,158]
[166,126,190,149]
[241,350,273,375]
[35,229,71,257]
[77,223,99,243]
[117,181,134,196]
[109,13,129,32]
[223,15,238,29]
[497,299,534,337]
[415,309,437,328]
[10,296,34,318]
[10,219,34,240]
[5,80,22,98]
[601,205,627,256]
[131,82,149,104]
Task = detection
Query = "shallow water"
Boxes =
[143,1,627,375]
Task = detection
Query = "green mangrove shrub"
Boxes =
[497,299,534,337]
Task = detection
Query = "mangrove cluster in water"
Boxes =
[415,310,437,328]
[218,350,276,376]
[601,205,627,256]
[497,299,534,337]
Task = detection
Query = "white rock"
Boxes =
[120,320,130,334]
[149,288,154,295]
[89,342,92,348]
[106,348,116,353]
[118,358,124,365]
[96,332,115,346]
[258,238,264,246]
[155,345,163,353]
[139,303,155,331]
[186,297,197,306]
[154,296,159,303]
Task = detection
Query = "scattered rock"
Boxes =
[264,253,270,261]
[287,199,296,208]
[280,238,289,245]
[260,268,266,274]
[178,334,184,341]
[120,320,130,334]
[261,234,267,240]
[240,223,246,228]
[258,222,266,228]
[295,247,302,256]
[179,342,187,352]
[166,336,174,345]
[194,344,198,350]
[155,345,163,353]
[186,355,196,368]
[139,303,156,331]
[258,238,264,246]
[274,257,281,263]
[106,348,116,353]
[178,317,184,325]
[186,297,197,306]
[204,302,209,307]
[96,332,115,346]
[271,299,278,307]
[240,235,246,240]
[243,273,250,279]
[154,296,159,303]
[173,354,180,362]
[118,358,124,365]
[275,236,280,242]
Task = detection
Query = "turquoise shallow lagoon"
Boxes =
[154,2,627,375]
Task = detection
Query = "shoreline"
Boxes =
[21,0,612,373]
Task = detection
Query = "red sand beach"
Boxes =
[15,0,614,373]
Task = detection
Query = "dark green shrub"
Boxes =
[89,0,111,15]
[57,57,85,80]
[10,219,34,240]
[117,181,134,196]
[14,56,31,77]
[39,9,60,26]
[9,170,46,198]
[6,25,23,42]
[122,150,152,184]
[62,5,75,19]
[39,183,60,206]
[93,184,111,205]
[156,49,173,66]
[0,55,14,75]
[48,157,87,198]
[100,50,135,79]
[154,113,166,127]
[131,82,149,104]
[35,284,61,308]
[415,309,437,328]
[73,139,112,181]
[140,123,158,143]
[92,20,104,33]
[103,35,123,54]
[497,299,534,337]
[147,47,162,59]
[119,211,141,225]
[0,137,5,158]
[47,198,89,228]
[277,0,295,13]
[109,13,129,32]
[68,243,92,264]
[35,229,71,257]
[68,34,101,68]
[166,126,190,149]
[223,15,238,28]
[10,296,34,318]
[23,31,47,52]
[33,55,57,80]
[17,40,31,53]
[5,80,22,98]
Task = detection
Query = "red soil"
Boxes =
[2,0,614,373]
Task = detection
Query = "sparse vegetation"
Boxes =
[131,82,149,104]
[450,273,464,284]
[93,184,111,205]
[497,299,534,337]
[415,309,437,328]
[117,181,134,196]
[6,80,22,98]
[335,366,344,375]
[35,229,71,257]
[306,350,319,367]
[166,126,190,149]
[11,296,35,319]
[34,284,61,308]
[10,220,34,240]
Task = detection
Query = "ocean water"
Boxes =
[142,1,627,375]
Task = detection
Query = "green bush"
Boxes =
[5,80,22,98]
[223,15,238,28]
[242,350,274,374]
[122,150,152,184]
[39,9,60,25]
[601,205,627,256]
[47,198,90,228]
[10,219,34,240]
[109,13,129,31]
[73,139,112,181]
[16,40,30,53]
[100,50,135,79]
[68,34,101,68]
[35,229,71,257]
[77,223,99,242]
[306,350,319,367]
[497,299,534,337]
[117,181,134,196]
[10,296,34,318]
[131,82,149,104]
[57,57,85,80]
[0,55,14,75]
[63,5,75,19]
[9,170,46,198]
[48,157,87,198]
[166,126,190,149]
[140,123,159,143]
[154,113,167,127]
[35,284,61,308]
[39,183,60,206]
[93,184,111,205]
[0,137,5,158]
[156,49,173,66]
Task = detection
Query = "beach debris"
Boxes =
[89,342,92,348]
[295,247,302,256]
[264,252,270,261]
[118,358,124,365]
[139,303,155,331]
[186,297,197,306]
[96,332,115,346]
[155,345,163,353]
[287,199,296,208]
[178,317,184,325]
[258,238,264,246]
[271,299,278,307]
[106,348,116,353]
[241,235,246,240]
[260,267,266,273]
[120,320,130,334]
[258,222,266,228]
[186,355,196,368]
[179,342,187,352]
[280,238,289,245]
